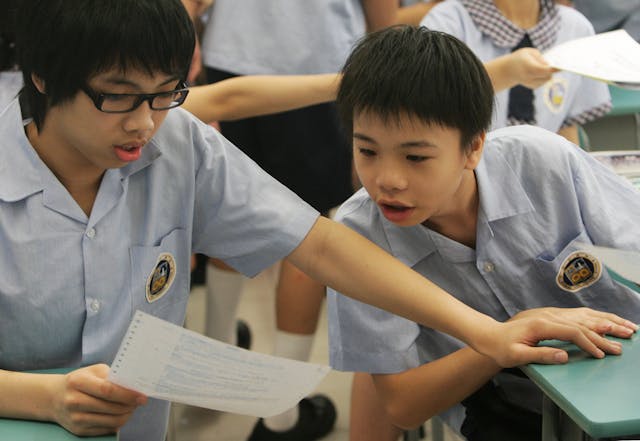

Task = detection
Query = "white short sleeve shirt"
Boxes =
[420,0,611,132]
[201,0,366,75]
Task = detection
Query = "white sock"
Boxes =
[204,264,244,345]
[263,331,315,431]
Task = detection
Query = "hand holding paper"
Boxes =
[108,311,330,417]
[543,30,640,89]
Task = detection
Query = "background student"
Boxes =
[2,2,618,441]
[420,0,611,145]
[327,25,640,441]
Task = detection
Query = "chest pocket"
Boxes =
[130,228,190,320]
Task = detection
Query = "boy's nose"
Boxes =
[376,169,408,192]
[123,102,155,134]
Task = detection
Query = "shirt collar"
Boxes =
[475,143,535,222]
[382,216,439,268]
[0,99,45,201]
[379,142,535,267]
[460,0,559,51]
[0,99,162,203]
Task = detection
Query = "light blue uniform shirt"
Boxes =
[327,125,640,430]
[420,0,611,132]
[0,99,319,441]
[201,0,366,75]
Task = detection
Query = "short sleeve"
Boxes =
[190,120,319,277]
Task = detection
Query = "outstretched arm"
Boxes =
[182,73,341,123]
[288,217,636,367]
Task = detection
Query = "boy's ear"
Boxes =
[31,74,46,94]
[464,132,486,170]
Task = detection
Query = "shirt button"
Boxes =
[86,228,96,238]
[483,262,495,273]
[90,299,101,312]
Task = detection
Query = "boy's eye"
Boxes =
[358,148,376,157]
[406,155,428,163]
[104,94,132,102]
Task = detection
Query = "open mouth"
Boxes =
[382,203,410,212]
[379,202,414,223]
[114,144,143,162]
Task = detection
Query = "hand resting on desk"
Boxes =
[505,307,638,364]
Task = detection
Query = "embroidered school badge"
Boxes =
[556,251,601,293]
[543,76,568,114]
[146,252,176,303]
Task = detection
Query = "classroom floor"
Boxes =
[166,263,463,441]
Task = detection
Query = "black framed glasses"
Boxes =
[82,82,190,113]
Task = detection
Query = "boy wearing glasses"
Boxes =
[0,2,634,441]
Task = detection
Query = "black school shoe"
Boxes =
[247,394,337,441]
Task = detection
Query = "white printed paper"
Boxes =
[108,311,330,417]
[544,30,640,88]
[578,244,640,285]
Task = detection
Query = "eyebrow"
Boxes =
[97,75,180,91]
[353,132,439,149]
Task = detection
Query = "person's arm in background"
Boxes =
[475,49,584,144]
[557,124,580,144]
[361,0,398,32]
[484,47,556,92]
[182,73,341,122]
[395,0,443,26]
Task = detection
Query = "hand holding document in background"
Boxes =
[108,311,330,417]
[543,30,640,89]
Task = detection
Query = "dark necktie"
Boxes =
[507,34,535,125]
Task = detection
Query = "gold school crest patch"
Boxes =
[543,76,568,114]
[556,251,601,293]
[146,252,176,303]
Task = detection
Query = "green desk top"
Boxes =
[522,332,640,439]
[0,368,116,441]
[0,419,116,441]
[609,85,640,116]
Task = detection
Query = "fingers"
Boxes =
[59,410,131,437]
[55,364,147,436]
[69,365,147,408]
[517,346,569,365]
[586,310,638,336]
[533,319,606,360]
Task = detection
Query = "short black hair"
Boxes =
[337,25,494,148]
[16,0,195,129]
